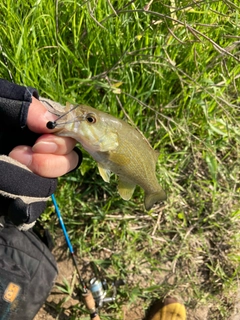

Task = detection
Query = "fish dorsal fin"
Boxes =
[153,150,160,162]
[97,163,111,183]
[118,178,136,200]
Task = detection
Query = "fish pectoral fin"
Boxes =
[99,132,119,152]
[98,163,111,183]
[153,150,160,162]
[118,179,136,200]
[98,129,119,152]
[144,190,167,211]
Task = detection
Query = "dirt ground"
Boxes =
[34,235,240,320]
[34,235,147,320]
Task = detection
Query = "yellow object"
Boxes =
[3,282,20,303]
[153,303,186,320]
[145,297,186,320]
[55,103,166,210]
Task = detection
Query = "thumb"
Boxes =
[27,97,58,133]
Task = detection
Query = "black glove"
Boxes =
[0,155,57,228]
[0,79,82,228]
[0,79,40,155]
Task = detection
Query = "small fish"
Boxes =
[48,103,167,210]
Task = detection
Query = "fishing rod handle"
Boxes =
[82,290,101,320]
[90,313,100,320]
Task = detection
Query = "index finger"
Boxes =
[27,97,58,133]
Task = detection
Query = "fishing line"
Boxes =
[46,104,81,129]
[40,99,61,117]
[46,119,79,129]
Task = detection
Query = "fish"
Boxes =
[49,103,167,210]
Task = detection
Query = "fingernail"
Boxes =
[32,141,58,153]
[9,146,33,167]
[44,110,58,122]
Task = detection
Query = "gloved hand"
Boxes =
[0,79,82,229]
[0,155,57,230]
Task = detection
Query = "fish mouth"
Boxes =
[46,104,85,129]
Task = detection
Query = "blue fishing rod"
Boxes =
[51,195,87,291]
[51,194,101,320]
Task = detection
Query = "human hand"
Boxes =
[9,97,81,177]
[0,81,81,228]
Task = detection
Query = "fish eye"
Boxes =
[86,114,96,123]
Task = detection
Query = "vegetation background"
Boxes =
[0,0,240,319]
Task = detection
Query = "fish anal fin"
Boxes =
[144,190,167,210]
[118,179,136,200]
[98,163,111,183]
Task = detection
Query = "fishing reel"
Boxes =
[88,277,125,308]
[86,261,125,308]
[51,194,124,319]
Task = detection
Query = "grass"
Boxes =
[1,0,240,319]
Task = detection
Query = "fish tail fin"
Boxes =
[144,190,167,211]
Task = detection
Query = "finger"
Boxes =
[9,146,79,177]
[27,97,59,133]
[30,152,79,177]
[32,134,77,155]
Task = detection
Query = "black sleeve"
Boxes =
[0,79,39,129]
[0,79,40,155]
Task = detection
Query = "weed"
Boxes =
[1,0,240,319]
